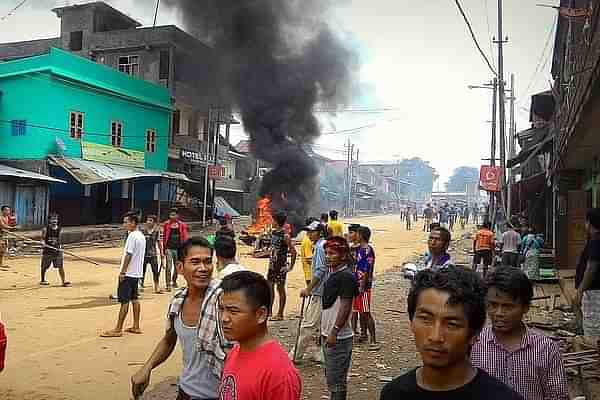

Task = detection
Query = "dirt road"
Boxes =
[0,215,439,400]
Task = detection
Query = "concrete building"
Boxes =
[0,1,241,220]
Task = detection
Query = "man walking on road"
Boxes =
[500,225,521,268]
[423,204,434,232]
[163,208,189,291]
[471,268,569,400]
[131,237,231,400]
[380,268,524,399]
[294,221,327,363]
[473,222,495,277]
[141,215,162,294]
[219,271,302,400]
[40,213,71,287]
[102,213,145,337]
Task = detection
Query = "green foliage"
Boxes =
[446,166,479,192]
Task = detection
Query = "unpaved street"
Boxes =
[0,215,438,400]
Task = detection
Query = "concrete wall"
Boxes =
[0,38,60,61]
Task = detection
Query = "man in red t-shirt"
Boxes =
[219,271,302,400]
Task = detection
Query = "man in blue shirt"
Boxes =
[291,221,328,363]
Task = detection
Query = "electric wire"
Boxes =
[0,0,28,21]
[520,15,558,101]
[453,0,498,76]
[483,0,497,69]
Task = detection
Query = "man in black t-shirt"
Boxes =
[575,208,600,345]
[380,268,524,400]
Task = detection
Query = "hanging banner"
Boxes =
[480,166,502,192]
[559,7,592,19]
[81,142,145,168]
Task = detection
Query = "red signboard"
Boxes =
[480,166,502,192]
[208,165,226,180]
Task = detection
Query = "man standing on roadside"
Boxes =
[0,206,15,268]
[102,213,145,337]
[380,268,524,399]
[423,204,434,232]
[219,271,302,400]
[473,222,495,277]
[471,268,569,400]
[163,208,189,291]
[321,237,359,400]
[141,215,162,294]
[353,226,377,346]
[328,210,344,238]
[40,213,71,287]
[293,221,327,363]
[501,225,521,268]
[215,235,246,279]
[267,211,297,321]
[575,208,600,348]
[426,227,452,270]
[132,237,231,400]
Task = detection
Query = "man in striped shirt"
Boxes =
[471,268,569,400]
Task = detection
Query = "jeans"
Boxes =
[322,336,353,396]
[165,249,178,287]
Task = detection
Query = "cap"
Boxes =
[305,221,322,231]
[348,224,361,232]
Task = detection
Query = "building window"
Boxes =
[11,120,26,136]
[159,50,170,80]
[118,55,140,77]
[69,31,83,51]
[111,121,123,148]
[69,111,84,139]
[146,129,157,153]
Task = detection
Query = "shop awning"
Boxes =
[507,136,553,169]
[0,164,65,183]
[49,157,194,185]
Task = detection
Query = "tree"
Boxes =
[446,166,479,192]
[397,158,437,201]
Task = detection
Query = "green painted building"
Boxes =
[0,48,188,226]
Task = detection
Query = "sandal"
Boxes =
[40,281,50,286]
[100,330,123,338]
[62,282,72,287]
[125,328,143,335]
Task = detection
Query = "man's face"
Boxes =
[220,290,267,343]
[411,288,474,370]
[169,212,178,222]
[176,246,214,290]
[486,287,528,335]
[146,218,156,229]
[428,230,447,256]
[123,217,136,232]
[50,218,58,227]
[1,208,9,217]
[325,247,346,269]
[348,230,359,243]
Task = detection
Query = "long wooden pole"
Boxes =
[3,230,101,266]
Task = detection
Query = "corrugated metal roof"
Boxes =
[0,164,65,183]
[49,157,192,185]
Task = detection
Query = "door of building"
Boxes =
[96,183,112,225]
[15,185,48,227]
[567,190,592,269]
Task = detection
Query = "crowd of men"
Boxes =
[3,203,600,400]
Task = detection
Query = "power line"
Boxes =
[453,0,498,76]
[520,15,557,100]
[1,0,28,21]
[483,0,496,68]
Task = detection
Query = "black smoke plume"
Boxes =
[160,1,358,225]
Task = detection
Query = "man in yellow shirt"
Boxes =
[328,210,344,238]
[300,219,320,286]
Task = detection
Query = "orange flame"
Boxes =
[246,197,274,235]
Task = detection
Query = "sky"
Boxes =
[0,0,557,185]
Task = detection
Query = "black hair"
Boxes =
[320,213,329,222]
[214,235,236,259]
[433,227,451,244]
[486,267,534,306]
[221,270,272,310]
[1,205,9,212]
[357,225,371,242]
[429,222,441,231]
[273,211,287,227]
[483,221,492,230]
[125,213,139,225]
[586,208,600,231]
[329,210,338,220]
[178,237,213,261]
[169,208,179,215]
[146,214,157,222]
[305,217,318,226]
[348,224,361,233]
[407,268,487,336]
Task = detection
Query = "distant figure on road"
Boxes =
[500,225,521,269]
[473,222,495,277]
[101,213,145,338]
[267,211,297,321]
[405,205,412,230]
[423,204,434,232]
[438,204,450,230]
[163,208,189,291]
[141,215,162,294]
[328,210,344,238]
[380,268,524,399]
[40,213,71,287]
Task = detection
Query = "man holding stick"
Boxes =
[0,206,15,268]
[40,213,71,287]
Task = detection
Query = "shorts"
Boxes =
[41,254,64,269]
[501,252,520,268]
[118,276,140,304]
[144,256,160,281]
[474,250,493,266]
[267,266,287,284]
[353,289,372,313]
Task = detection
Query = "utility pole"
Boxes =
[507,73,516,220]
[211,108,222,224]
[202,108,212,226]
[353,148,359,216]
[490,78,498,223]
[348,143,355,217]
[496,0,508,222]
